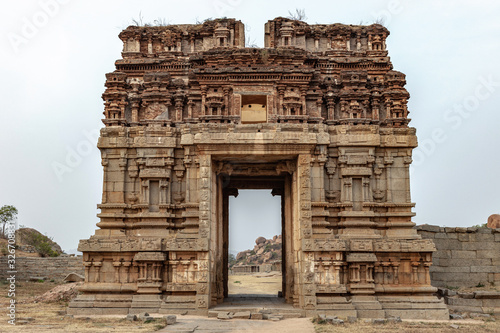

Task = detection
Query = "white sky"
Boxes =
[0,0,499,253]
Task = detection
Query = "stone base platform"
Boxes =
[378,295,449,320]
[68,293,449,320]
[68,293,207,316]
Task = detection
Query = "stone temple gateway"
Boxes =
[68,18,449,319]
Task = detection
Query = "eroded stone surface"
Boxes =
[487,214,500,229]
[68,17,447,320]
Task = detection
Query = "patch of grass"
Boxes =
[311,316,326,325]
[154,323,167,331]
[476,282,485,288]
[234,281,241,284]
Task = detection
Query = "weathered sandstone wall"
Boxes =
[415,225,500,288]
[0,256,83,281]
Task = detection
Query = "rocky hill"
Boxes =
[0,228,64,257]
[232,235,282,267]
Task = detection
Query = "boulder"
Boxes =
[138,312,150,321]
[164,315,177,324]
[126,314,137,321]
[236,250,249,260]
[255,237,266,245]
[487,214,500,229]
[63,273,85,283]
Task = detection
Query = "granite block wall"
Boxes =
[416,225,500,288]
[0,256,84,281]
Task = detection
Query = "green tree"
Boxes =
[228,253,236,268]
[0,205,18,238]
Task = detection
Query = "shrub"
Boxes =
[24,230,59,257]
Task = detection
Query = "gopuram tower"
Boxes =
[68,17,449,320]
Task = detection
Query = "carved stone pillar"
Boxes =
[277,86,285,116]
[101,156,109,204]
[93,261,102,283]
[423,262,431,285]
[223,87,229,116]
[392,262,400,284]
[174,93,184,122]
[411,261,420,284]
[113,261,122,283]
[130,99,140,123]
[333,263,342,285]
[122,261,132,283]
[363,177,371,203]
[350,264,360,283]
[187,98,194,119]
[119,154,127,203]
[382,262,390,284]
[342,177,353,202]
[300,87,307,115]
[325,158,337,202]
[201,87,207,116]
[384,156,394,202]
[403,156,412,202]
[366,264,374,283]
[190,35,195,53]
[83,262,92,282]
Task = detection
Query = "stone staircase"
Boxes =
[209,296,304,321]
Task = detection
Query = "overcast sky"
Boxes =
[1,0,499,254]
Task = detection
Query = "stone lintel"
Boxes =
[346,253,377,262]
[134,252,166,261]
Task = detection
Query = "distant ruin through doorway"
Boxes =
[228,190,282,297]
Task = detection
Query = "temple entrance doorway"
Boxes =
[228,190,282,297]
[215,170,297,306]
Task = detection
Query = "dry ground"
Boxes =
[0,280,167,332]
[0,277,498,333]
[313,320,499,333]
[228,273,282,295]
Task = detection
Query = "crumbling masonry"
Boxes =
[68,18,449,319]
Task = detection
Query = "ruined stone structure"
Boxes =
[68,18,448,319]
[0,256,84,282]
[416,225,500,288]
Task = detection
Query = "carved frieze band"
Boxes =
[301,238,435,252]
[78,237,209,252]
[298,155,313,240]
[198,155,211,239]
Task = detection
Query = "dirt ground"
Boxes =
[228,273,282,295]
[313,320,500,333]
[0,278,498,333]
[0,280,167,332]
